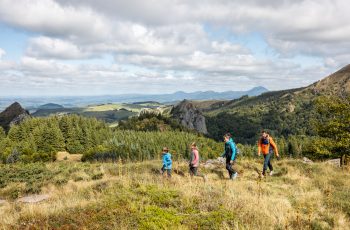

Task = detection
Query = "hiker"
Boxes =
[258,130,280,177]
[189,142,200,176]
[161,147,172,177]
[221,133,238,180]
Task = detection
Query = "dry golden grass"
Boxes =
[0,159,349,229]
[56,151,83,162]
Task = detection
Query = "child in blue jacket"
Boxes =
[161,147,172,177]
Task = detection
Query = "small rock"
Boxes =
[17,194,50,203]
[0,199,7,205]
[303,157,313,164]
[204,163,215,168]
[326,158,341,167]
[204,157,225,168]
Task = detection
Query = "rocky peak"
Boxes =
[171,100,208,134]
[0,102,30,131]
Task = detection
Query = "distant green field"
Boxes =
[31,102,170,123]
[84,103,146,113]
[84,104,124,112]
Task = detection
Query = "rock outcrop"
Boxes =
[171,100,208,134]
[0,102,30,131]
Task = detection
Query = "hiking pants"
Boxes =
[161,167,172,177]
[226,160,236,178]
[189,166,198,176]
[262,151,273,175]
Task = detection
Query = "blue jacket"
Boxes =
[162,152,172,169]
[221,138,236,161]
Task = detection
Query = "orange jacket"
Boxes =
[258,136,279,156]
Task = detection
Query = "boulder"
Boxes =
[326,158,341,167]
[302,157,313,164]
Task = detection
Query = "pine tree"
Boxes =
[315,96,350,164]
[6,148,20,164]
[0,126,5,141]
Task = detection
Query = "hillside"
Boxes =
[38,103,64,110]
[0,160,349,229]
[204,65,350,143]
[309,64,350,96]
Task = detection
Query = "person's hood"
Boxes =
[226,137,234,143]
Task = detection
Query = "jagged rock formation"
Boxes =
[171,100,208,134]
[0,102,30,131]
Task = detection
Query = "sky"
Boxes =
[0,0,349,96]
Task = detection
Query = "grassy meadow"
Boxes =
[0,158,349,229]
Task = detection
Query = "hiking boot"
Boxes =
[260,173,265,178]
[231,172,238,180]
[269,171,274,176]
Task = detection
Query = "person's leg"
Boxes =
[225,163,231,178]
[226,162,236,178]
[267,152,273,172]
[262,154,271,175]
[189,166,196,176]
[167,169,172,177]
[193,167,198,176]
[230,160,238,179]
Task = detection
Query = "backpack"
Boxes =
[230,141,240,159]
[235,145,240,156]
[261,137,270,145]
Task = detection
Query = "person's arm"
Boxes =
[192,150,199,166]
[167,154,172,166]
[221,143,227,158]
[189,151,194,164]
[269,138,279,156]
[225,143,232,159]
[257,139,262,156]
[162,155,166,168]
[230,142,236,161]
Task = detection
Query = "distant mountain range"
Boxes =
[0,86,268,111]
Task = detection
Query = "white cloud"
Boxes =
[26,36,94,59]
[0,48,17,70]
[0,48,6,58]
[0,0,111,42]
[0,0,349,95]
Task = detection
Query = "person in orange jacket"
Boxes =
[258,130,280,177]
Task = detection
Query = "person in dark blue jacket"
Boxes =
[221,133,238,180]
[161,147,172,177]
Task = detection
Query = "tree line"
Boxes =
[0,115,111,163]
[0,96,348,163]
